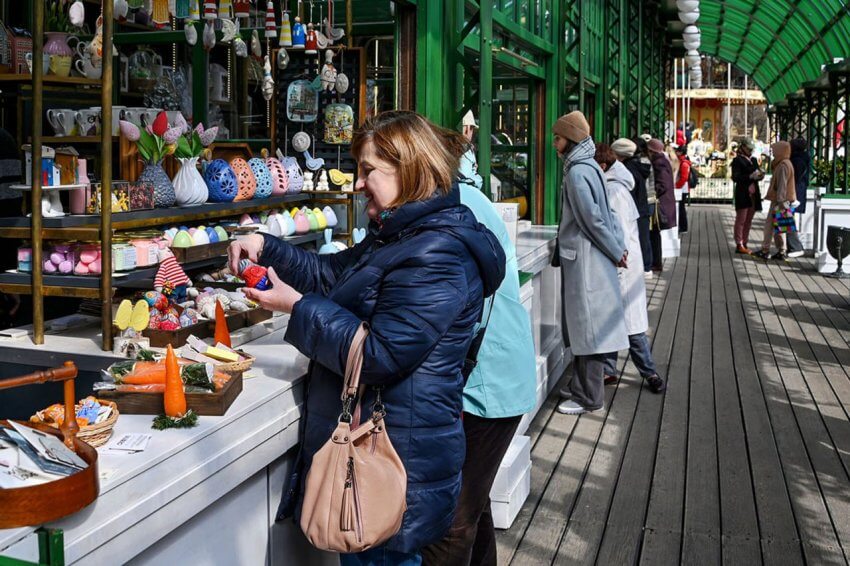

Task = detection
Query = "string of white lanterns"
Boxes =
[679,1,701,88]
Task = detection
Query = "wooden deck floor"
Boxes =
[496,205,850,566]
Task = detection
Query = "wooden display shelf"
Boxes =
[99,370,243,416]
[36,136,118,144]
[0,193,311,238]
[0,74,102,86]
[301,190,361,195]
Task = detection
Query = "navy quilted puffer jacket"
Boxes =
[259,184,506,553]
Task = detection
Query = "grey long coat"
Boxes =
[558,137,629,356]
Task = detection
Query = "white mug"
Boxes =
[74,56,102,79]
[46,109,77,136]
[75,109,101,136]
[119,107,147,128]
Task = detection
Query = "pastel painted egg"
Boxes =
[50,252,64,265]
[206,227,219,243]
[192,229,210,245]
[143,291,161,306]
[88,259,102,274]
[290,206,301,218]
[58,260,73,273]
[188,227,197,236]
[80,249,99,263]
[165,227,179,239]
[214,226,229,241]
[179,225,189,231]
[172,230,194,248]
[197,225,206,232]
[43,260,57,273]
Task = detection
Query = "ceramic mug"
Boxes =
[119,107,147,128]
[74,56,102,79]
[25,52,51,74]
[49,54,73,77]
[75,109,101,136]
[46,109,77,136]
[93,105,125,136]
[140,108,162,129]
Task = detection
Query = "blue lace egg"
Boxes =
[248,158,273,199]
[283,157,304,193]
[204,159,238,203]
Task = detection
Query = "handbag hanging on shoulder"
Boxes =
[299,323,407,553]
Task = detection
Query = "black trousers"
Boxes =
[637,215,652,271]
[678,197,689,233]
[421,413,522,566]
[650,223,663,271]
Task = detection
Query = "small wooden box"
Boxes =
[99,371,243,416]
[141,308,273,348]
[171,240,231,263]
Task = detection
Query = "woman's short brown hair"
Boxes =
[352,111,459,207]
[594,143,617,169]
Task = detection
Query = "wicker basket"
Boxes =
[32,400,119,448]
[216,350,255,378]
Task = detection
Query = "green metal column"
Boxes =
[416,0,448,123]
[478,0,493,199]
[544,0,565,225]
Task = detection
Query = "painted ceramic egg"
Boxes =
[188,227,197,236]
[204,159,238,203]
[323,206,338,227]
[214,226,229,241]
[265,157,289,195]
[172,230,194,248]
[229,157,257,201]
[305,209,319,231]
[248,157,273,199]
[313,207,328,229]
[206,227,219,243]
[192,229,210,245]
[265,213,282,237]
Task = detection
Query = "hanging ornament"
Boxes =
[320,49,336,92]
[279,10,292,46]
[304,22,318,54]
[189,0,201,20]
[264,1,277,39]
[234,35,248,57]
[220,18,238,42]
[251,29,262,58]
[276,47,289,69]
[203,0,217,20]
[262,55,274,101]
[152,0,170,25]
[69,0,85,27]
[234,0,251,18]
[114,0,130,22]
[203,20,217,50]
[219,0,233,20]
[185,21,198,44]
[291,16,305,49]
[175,0,190,18]
[323,0,344,43]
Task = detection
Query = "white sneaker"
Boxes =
[787,250,804,258]
[557,399,603,415]
[644,271,653,280]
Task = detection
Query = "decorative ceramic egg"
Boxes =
[165,227,179,239]
[323,206,338,227]
[305,208,319,231]
[172,229,194,248]
[214,226,229,241]
[313,207,327,229]
[265,156,289,195]
[265,213,282,237]
[293,210,310,234]
[204,159,238,203]
[248,157,273,199]
[229,157,257,201]
[188,227,197,236]
[290,206,301,218]
[206,227,219,243]
[192,229,210,245]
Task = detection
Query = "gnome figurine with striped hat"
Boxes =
[155,248,193,303]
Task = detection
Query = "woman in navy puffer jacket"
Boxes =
[230,111,505,565]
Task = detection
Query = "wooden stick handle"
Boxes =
[0,362,79,450]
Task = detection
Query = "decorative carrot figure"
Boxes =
[152,345,198,429]
[214,300,232,347]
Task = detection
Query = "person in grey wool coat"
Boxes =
[552,111,629,415]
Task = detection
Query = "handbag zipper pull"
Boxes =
[341,457,355,532]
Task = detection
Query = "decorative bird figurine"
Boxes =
[323,17,344,43]
[220,18,238,43]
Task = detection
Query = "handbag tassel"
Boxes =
[340,457,355,532]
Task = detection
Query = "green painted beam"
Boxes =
[478,0,493,199]
[491,10,555,55]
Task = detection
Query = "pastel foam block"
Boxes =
[205,346,239,363]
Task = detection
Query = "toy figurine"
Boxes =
[291,16,305,48]
[262,55,274,101]
[154,248,193,303]
[219,0,233,20]
[264,1,276,39]
[320,50,337,91]
[203,0,217,20]
[304,22,318,54]
[302,171,314,191]
[234,0,251,18]
[316,169,329,191]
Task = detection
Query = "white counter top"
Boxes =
[0,329,310,564]
[516,225,557,275]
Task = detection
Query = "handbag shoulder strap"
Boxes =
[343,322,369,400]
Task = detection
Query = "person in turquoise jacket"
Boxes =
[422,121,537,565]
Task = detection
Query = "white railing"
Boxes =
[690,178,734,201]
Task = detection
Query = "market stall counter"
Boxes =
[0,329,340,565]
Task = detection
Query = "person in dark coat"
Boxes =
[730,138,764,254]
[613,137,653,276]
[647,138,676,271]
[787,137,810,257]
[229,111,506,565]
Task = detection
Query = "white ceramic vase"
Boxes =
[174,157,208,206]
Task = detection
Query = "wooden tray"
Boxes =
[0,420,99,529]
[141,308,273,348]
[99,370,243,416]
[171,240,231,264]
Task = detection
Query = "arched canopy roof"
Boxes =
[693,1,850,103]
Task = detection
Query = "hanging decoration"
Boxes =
[219,0,233,20]
[203,20,216,50]
[175,0,190,19]
[203,0,217,19]
[291,16,305,48]
[185,22,198,44]
[320,49,336,92]
[152,0,170,25]
[234,34,248,57]
[234,0,251,18]
[279,10,292,46]
[262,55,274,101]
[189,0,201,20]
[264,1,277,39]
[250,29,262,58]
[114,0,130,21]
[304,22,318,54]
[277,46,290,69]
[220,18,238,43]
[69,0,85,27]
[323,0,344,43]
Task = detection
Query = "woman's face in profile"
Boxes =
[355,140,401,220]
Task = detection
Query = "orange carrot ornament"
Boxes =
[164,345,186,417]
[213,300,231,348]
[152,345,198,429]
